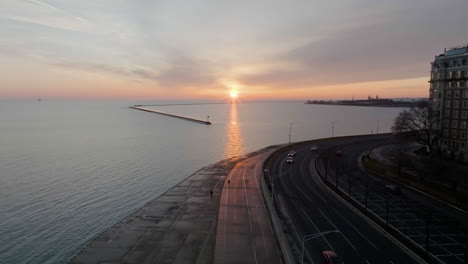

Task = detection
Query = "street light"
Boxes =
[289,122,294,144]
[301,230,340,264]
[332,121,335,137]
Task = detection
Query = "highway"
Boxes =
[267,135,420,264]
[317,135,468,264]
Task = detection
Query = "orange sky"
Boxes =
[1,0,466,100]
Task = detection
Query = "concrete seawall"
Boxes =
[130,106,212,125]
[69,146,278,264]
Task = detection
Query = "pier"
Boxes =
[130,106,212,125]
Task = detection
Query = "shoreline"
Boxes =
[69,145,279,264]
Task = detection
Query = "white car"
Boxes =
[288,151,296,157]
[286,157,294,164]
[310,146,319,151]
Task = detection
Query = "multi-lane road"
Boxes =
[267,135,422,264]
[316,135,468,264]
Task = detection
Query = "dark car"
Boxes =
[286,157,294,164]
[386,184,402,195]
[323,251,344,264]
[335,150,343,157]
[310,146,319,151]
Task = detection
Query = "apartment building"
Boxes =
[430,44,468,161]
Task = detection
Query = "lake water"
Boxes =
[0,100,405,263]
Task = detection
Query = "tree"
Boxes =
[392,101,441,153]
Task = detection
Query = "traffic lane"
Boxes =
[275,153,374,264]
[320,140,467,263]
[294,146,418,264]
[215,155,281,264]
[272,142,417,264]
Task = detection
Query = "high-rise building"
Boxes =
[430,44,468,161]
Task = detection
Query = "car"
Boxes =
[323,251,344,264]
[386,184,402,195]
[310,146,319,151]
[286,157,294,164]
[288,151,296,157]
[335,150,343,157]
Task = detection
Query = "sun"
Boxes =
[230,90,238,99]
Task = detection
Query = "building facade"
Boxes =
[430,44,468,161]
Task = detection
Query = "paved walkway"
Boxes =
[214,153,282,264]
[70,146,281,264]
[70,157,240,264]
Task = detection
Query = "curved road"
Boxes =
[268,135,419,264]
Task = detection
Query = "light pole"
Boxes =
[289,122,294,144]
[376,120,379,134]
[332,121,335,138]
[301,230,340,264]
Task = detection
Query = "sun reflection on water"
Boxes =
[224,103,246,158]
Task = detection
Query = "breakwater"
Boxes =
[130,106,212,125]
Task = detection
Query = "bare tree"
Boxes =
[392,101,441,153]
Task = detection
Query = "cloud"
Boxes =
[48,56,218,90]
[237,1,468,89]
[0,0,90,31]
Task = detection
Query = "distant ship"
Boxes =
[38,99,42,101]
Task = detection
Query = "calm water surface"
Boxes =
[0,100,404,263]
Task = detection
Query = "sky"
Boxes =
[1,0,467,100]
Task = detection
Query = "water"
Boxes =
[0,100,404,263]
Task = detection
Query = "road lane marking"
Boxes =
[290,222,315,264]
[250,158,269,254]
[252,243,258,264]
[332,208,377,249]
[318,208,357,250]
[301,208,335,250]
[299,166,328,204]
[242,162,253,232]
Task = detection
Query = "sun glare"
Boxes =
[230,90,238,99]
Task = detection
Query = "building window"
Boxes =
[445,109,451,117]
[462,142,466,149]
[453,110,459,118]
[452,120,458,128]
[457,71,462,78]
[455,90,460,98]
[446,90,452,98]
[452,130,458,138]
[463,101,468,108]
[464,90,468,98]
[444,129,449,137]
[454,100,459,108]
[462,121,467,129]
[444,119,450,127]
[462,111,468,119]
[446,100,451,108]
[462,131,466,140]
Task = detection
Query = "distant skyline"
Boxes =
[1,0,467,100]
